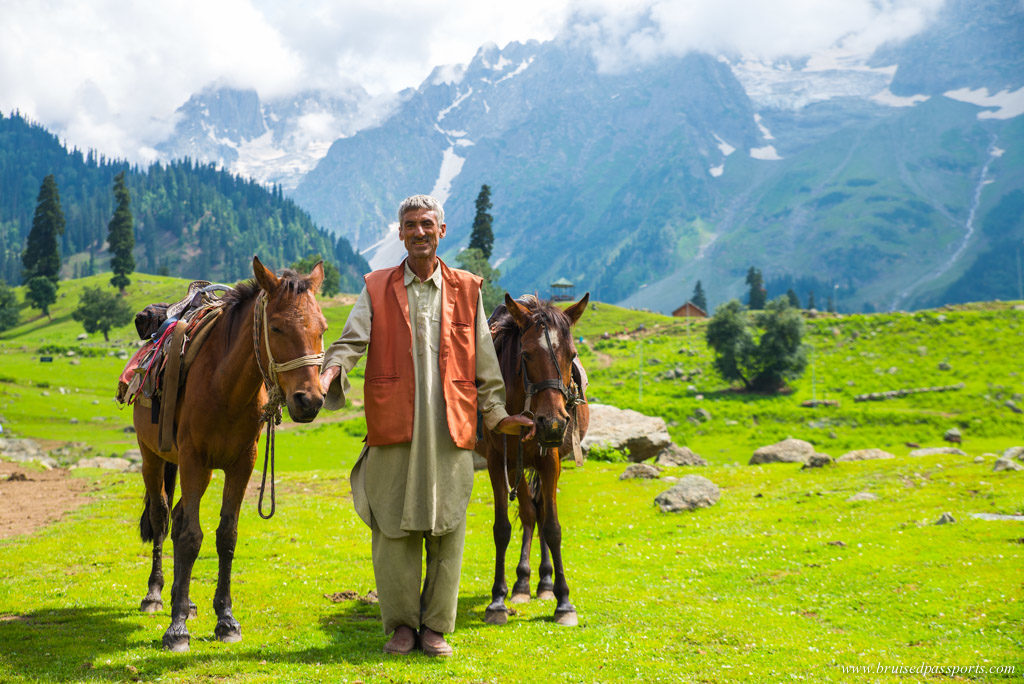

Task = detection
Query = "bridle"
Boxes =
[251,289,324,519]
[504,319,584,502]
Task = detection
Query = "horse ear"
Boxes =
[505,293,531,329]
[308,260,325,294]
[563,292,590,326]
[252,256,279,293]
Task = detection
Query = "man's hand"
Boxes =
[319,365,340,395]
[495,413,536,441]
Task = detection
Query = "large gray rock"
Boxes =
[654,475,720,512]
[73,456,133,471]
[993,457,1024,472]
[582,404,672,463]
[801,453,834,469]
[1003,446,1024,462]
[655,445,707,467]
[846,491,878,502]
[837,448,895,462]
[909,447,967,457]
[0,438,58,468]
[620,463,662,480]
[749,438,815,465]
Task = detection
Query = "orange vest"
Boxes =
[363,259,482,449]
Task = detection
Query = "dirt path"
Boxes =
[0,462,93,540]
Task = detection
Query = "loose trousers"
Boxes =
[371,516,467,634]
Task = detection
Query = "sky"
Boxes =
[0,0,943,162]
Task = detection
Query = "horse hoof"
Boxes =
[139,599,163,614]
[536,590,556,601]
[484,608,508,625]
[162,634,190,652]
[215,620,242,643]
[554,610,578,627]
[510,593,531,604]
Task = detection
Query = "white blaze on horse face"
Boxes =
[538,327,559,355]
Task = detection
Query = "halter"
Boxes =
[251,289,324,518]
[504,320,584,502]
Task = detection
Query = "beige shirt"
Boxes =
[322,261,509,538]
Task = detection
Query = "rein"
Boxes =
[252,290,324,519]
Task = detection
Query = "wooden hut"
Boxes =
[671,301,707,318]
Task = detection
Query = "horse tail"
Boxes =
[139,461,179,543]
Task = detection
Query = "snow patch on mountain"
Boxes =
[495,58,535,84]
[943,86,1024,120]
[714,133,736,156]
[430,147,466,206]
[750,146,782,160]
[871,88,930,107]
[753,114,774,140]
[438,88,474,122]
[362,222,407,270]
[709,164,724,177]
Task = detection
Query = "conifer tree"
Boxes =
[691,280,707,311]
[746,267,766,309]
[22,174,65,284]
[0,279,19,332]
[807,291,816,310]
[468,184,494,260]
[108,171,135,292]
[786,288,801,308]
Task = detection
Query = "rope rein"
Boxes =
[252,290,324,519]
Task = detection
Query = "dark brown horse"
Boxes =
[480,293,590,627]
[133,257,327,652]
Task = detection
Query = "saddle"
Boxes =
[117,281,231,451]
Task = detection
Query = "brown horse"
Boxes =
[133,257,327,652]
[480,293,590,627]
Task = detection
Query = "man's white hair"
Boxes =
[398,194,445,226]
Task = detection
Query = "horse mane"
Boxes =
[489,295,574,378]
[220,268,313,332]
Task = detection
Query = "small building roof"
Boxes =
[550,277,574,287]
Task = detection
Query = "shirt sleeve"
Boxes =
[321,286,371,411]
[474,293,510,430]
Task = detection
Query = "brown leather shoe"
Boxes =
[419,627,453,657]
[383,625,416,655]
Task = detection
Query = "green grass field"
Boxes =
[1,277,1022,682]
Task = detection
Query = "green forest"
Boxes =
[0,112,368,289]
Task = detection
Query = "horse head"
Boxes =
[252,256,328,423]
[504,292,589,448]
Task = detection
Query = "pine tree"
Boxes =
[108,171,135,292]
[691,280,707,311]
[807,291,816,310]
[0,279,19,332]
[22,174,65,284]
[786,288,801,308]
[746,267,766,309]
[468,184,494,260]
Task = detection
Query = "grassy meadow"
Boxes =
[1,275,1023,682]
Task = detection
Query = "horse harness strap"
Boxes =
[252,290,324,519]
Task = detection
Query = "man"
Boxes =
[319,194,533,657]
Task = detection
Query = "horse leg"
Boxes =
[485,454,512,625]
[538,453,577,626]
[213,448,255,643]
[536,531,556,601]
[163,460,211,652]
[510,477,535,604]
[139,453,175,613]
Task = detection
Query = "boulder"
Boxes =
[620,463,662,480]
[993,457,1024,472]
[0,438,57,468]
[837,448,895,462]
[654,475,720,512]
[73,456,133,471]
[801,453,834,469]
[1003,446,1024,462]
[846,491,878,502]
[908,447,967,457]
[749,438,815,465]
[582,404,672,463]
[655,445,707,467]
[692,407,711,423]
[943,428,962,444]
[934,512,956,525]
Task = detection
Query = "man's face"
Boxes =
[399,207,446,260]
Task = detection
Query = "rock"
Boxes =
[969,513,1024,522]
[1005,400,1023,414]
[908,447,967,457]
[582,404,672,463]
[801,453,834,469]
[655,445,707,467]
[846,492,877,502]
[749,438,815,465]
[654,475,720,512]
[0,438,57,467]
[937,361,952,371]
[73,456,133,471]
[837,448,895,462]
[692,407,711,423]
[1003,446,1024,462]
[943,428,962,444]
[934,512,956,525]
[620,463,662,480]
[76,333,88,340]
[993,457,1024,472]
[123,426,136,433]
[122,448,143,462]
[974,456,985,463]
